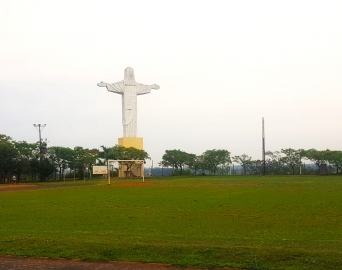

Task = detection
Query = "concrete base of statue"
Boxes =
[117,137,144,178]
[118,137,143,149]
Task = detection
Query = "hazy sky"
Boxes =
[1,0,341,166]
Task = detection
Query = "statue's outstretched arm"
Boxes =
[150,84,160,90]
[97,81,124,94]
[137,84,160,95]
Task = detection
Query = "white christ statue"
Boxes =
[97,67,160,137]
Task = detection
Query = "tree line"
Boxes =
[160,148,342,175]
[2,133,342,183]
[0,134,148,183]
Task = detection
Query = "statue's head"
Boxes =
[124,67,135,82]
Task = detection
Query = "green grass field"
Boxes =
[0,176,341,269]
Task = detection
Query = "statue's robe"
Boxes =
[106,80,152,137]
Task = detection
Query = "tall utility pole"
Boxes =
[33,124,46,181]
[262,118,266,175]
[33,124,46,157]
[33,124,46,147]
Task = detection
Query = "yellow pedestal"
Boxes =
[118,137,143,150]
[117,137,144,178]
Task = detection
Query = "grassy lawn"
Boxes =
[0,176,341,269]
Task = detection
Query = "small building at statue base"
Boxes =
[118,137,144,178]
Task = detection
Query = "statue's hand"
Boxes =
[151,84,160,90]
[97,81,107,87]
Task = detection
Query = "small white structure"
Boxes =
[107,160,145,184]
[92,166,108,175]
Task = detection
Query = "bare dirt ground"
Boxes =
[0,184,42,192]
[0,183,94,192]
[0,256,242,270]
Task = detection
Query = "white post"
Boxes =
[142,161,145,182]
[107,161,111,185]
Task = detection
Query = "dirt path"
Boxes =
[0,183,94,192]
[0,184,42,192]
[0,256,241,270]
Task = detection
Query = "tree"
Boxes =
[101,145,149,160]
[301,149,327,173]
[187,155,204,175]
[39,158,56,181]
[84,148,100,179]
[160,149,195,175]
[249,159,263,175]
[324,150,342,174]
[202,149,231,175]
[29,157,40,181]
[72,146,99,180]
[0,135,16,183]
[99,145,113,163]
[265,151,285,175]
[281,148,302,174]
[49,146,74,180]
[12,141,37,182]
[35,142,57,181]
[233,154,252,175]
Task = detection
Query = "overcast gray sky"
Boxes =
[1,0,341,166]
